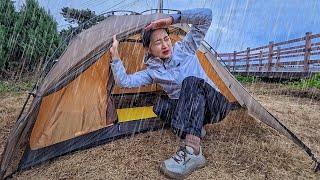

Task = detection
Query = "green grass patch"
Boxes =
[235,75,261,84]
[0,80,34,94]
[286,74,320,90]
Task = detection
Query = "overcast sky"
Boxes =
[14,0,320,53]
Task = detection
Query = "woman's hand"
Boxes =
[110,35,120,61]
[145,17,173,31]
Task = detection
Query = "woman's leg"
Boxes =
[153,94,178,126]
[160,76,207,179]
[203,82,232,125]
[160,76,232,179]
[171,76,206,140]
[170,76,207,154]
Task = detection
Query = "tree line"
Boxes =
[0,0,105,80]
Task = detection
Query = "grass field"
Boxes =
[0,82,319,179]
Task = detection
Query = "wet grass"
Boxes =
[235,75,262,84]
[286,74,320,90]
[0,80,33,95]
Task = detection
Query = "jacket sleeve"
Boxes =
[110,59,153,88]
[170,8,212,54]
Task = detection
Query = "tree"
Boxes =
[0,0,17,76]
[61,7,105,28]
[60,7,106,44]
[13,0,62,79]
[1,2,107,79]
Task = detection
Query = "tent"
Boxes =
[0,11,319,179]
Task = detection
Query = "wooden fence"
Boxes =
[217,32,320,78]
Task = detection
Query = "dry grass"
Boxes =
[245,82,320,100]
[0,93,26,154]
[1,84,319,179]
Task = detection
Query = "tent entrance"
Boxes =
[112,91,161,123]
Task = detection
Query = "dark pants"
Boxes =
[153,76,232,138]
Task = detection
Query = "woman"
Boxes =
[109,8,231,179]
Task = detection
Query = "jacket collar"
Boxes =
[143,49,173,69]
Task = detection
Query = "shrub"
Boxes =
[287,74,320,89]
[235,75,261,84]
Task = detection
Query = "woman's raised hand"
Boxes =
[110,35,120,60]
[144,17,173,31]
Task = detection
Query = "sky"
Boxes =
[14,0,320,53]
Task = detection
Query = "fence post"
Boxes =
[276,47,280,71]
[259,51,263,71]
[304,32,312,72]
[233,51,236,72]
[268,41,274,72]
[246,47,250,73]
[228,54,231,69]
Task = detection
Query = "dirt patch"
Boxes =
[1,85,320,179]
[276,88,320,100]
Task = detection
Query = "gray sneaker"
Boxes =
[160,146,206,179]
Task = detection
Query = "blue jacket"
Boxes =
[111,8,218,99]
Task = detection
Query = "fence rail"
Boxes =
[217,32,320,78]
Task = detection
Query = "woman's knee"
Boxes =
[180,76,205,97]
[181,76,203,86]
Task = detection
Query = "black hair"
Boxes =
[141,28,169,48]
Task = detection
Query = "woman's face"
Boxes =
[147,29,173,59]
